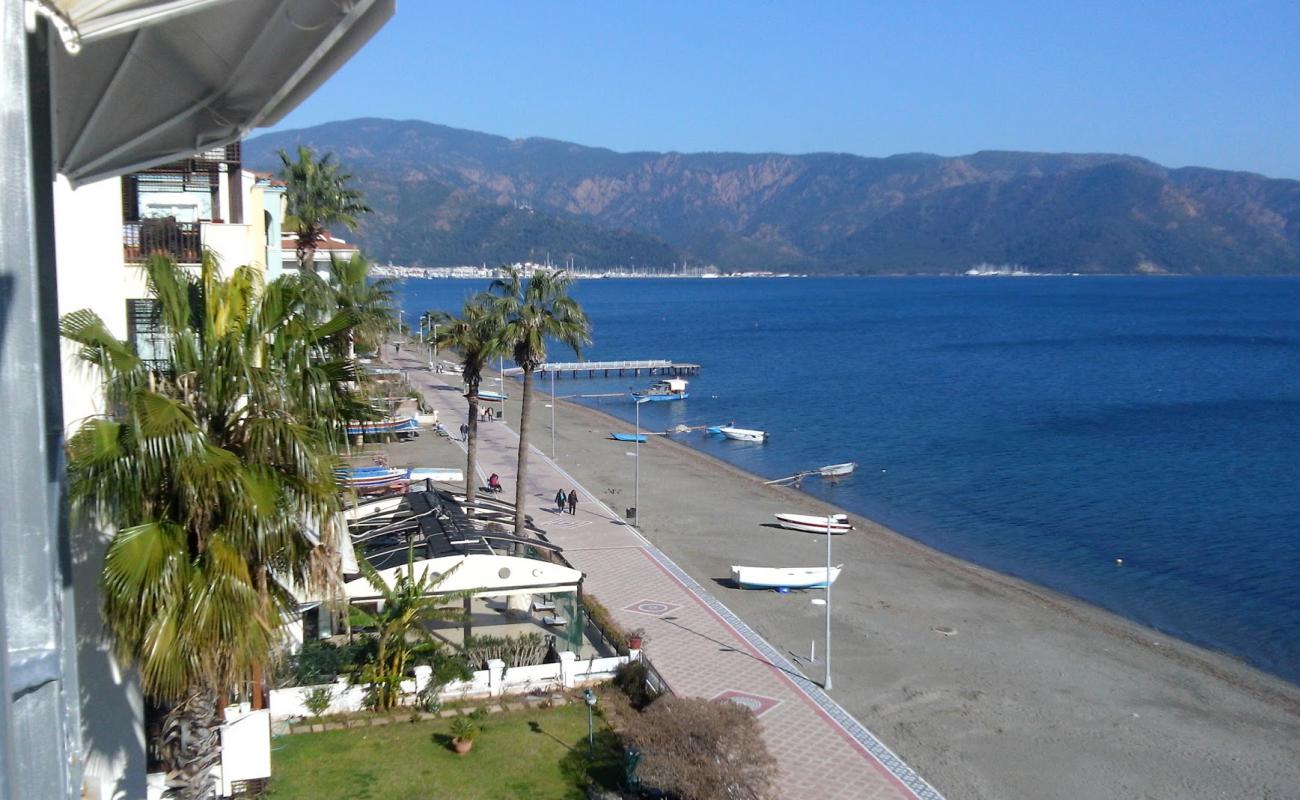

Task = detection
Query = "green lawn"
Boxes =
[266,704,623,800]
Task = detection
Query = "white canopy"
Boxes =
[38,0,394,184]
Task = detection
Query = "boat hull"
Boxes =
[731,565,843,590]
[819,462,857,477]
[632,392,688,402]
[774,513,853,534]
[610,432,647,443]
[719,427,767,442]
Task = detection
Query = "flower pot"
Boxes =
[626,637,643,650]
[452,737,474,755]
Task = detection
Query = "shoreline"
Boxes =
[489,371,1300,798]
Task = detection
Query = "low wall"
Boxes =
[268,651,628,720]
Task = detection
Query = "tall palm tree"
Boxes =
[489,267,591,538]
[61,254,350,798]
[278,144,371,272]
[432,296,506,509]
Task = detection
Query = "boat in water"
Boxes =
[719,426,768,442]
[819,462,857,477]
[774,512,853,534]
[632,378,688,402]
[610,432,647,443]
[731,564,843,590]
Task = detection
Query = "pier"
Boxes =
[501,359,700,379]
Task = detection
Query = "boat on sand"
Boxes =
[731,564,843,590]
[774,512,853,534]
[610,432,647,443]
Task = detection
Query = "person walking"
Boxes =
[555,488,567,512]
[567,488,578,515]
[459,423,469,441]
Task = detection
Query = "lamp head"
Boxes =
[583,688,597,707]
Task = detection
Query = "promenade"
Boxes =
[386,351,944,800]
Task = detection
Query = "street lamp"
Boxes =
[583,688,597,748]
[429,322,438,371]
[633,397,648,522]
[823,513,834,690]
[550,367,556,459]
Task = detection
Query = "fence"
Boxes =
[268,651,629,720]
[122,220,202,263]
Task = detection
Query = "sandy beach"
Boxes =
[393,366,1300,799]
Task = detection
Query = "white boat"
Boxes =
[475,390,508,403]
[774,513,853,534]
[719,426,767,442]
[731,564,843,590]
[632,378,689,402]
[819,462,857,477]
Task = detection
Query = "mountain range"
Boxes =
[245,118,1300,275]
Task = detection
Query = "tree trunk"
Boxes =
[512,369,534,540]
[160,688,222,800]
[466,385,480,514]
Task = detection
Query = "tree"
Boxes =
[325,251,395,360]
[348,544,469,711]
[278,144,372,272]
[61,254,351,799]
[489,267,591,538]
[625,696,777,800]
[431,295,506,508]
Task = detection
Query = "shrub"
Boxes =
[302,686,333,717]
[448,716,480,742]
[624,696,776,800]
[611,661,658,710]
[580,594,628,651]
[462,632,549,669]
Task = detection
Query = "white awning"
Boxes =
[38,0,394,184]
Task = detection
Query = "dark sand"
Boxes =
[481,377,1300,800]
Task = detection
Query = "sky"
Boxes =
[270,1,1300,179]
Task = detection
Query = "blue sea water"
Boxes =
[400,276,1300,685]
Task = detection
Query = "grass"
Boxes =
[266,704,624,800]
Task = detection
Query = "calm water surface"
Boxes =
[401,277,1300,684]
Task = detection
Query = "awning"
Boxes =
[38,0,395,185]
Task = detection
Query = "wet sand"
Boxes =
[485,378,1300,800]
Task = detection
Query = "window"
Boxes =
[126,299,169,371]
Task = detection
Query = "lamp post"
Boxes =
[550,367,556,458]
[634,397,647,522]
[583,688,597,748]
[824,513,834,691]
[429,322,438,371]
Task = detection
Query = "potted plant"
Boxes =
[449,716,480,755]
[625,627,647,651]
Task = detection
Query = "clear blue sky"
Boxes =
[271,1,1300,178]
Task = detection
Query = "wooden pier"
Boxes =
[501,359,700,379]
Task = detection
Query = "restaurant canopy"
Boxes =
[36,0,395,184]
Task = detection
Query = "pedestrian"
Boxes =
[394,342,400,354]
[555,488,567,512]
[460,423,469,441]
[567,489,578,515]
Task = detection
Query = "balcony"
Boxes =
[122,219,201,264]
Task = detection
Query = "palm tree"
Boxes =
[349,545,468,711]
[489,267,591,538]
[61,254,350,798]
[278,145,371,272]
[431,296,506,508]
[326,251,395,360]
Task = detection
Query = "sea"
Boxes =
[399,276,1300,686]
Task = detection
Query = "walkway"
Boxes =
[388,354,944,800]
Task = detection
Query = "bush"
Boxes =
[580,594,629,652]
[273,638,374,688]
[611,661,658,711]
[462,632,549,669]
[302,686,333,717]
[624,696,776,800]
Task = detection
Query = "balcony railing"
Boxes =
[123,220,202,264]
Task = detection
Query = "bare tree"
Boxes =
[625,696,777,800]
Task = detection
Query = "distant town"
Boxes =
[369,262,803,279]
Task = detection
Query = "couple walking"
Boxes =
[555,488,578,515]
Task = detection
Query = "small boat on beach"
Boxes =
[610,432,647,443]
[731,564,843,590]
[774,512,853,534]
[475,390,508,403]
[335,466,411,489]
[719,426,768,442]
[632,378,688,402]
[819,462,857,477]
[344,416,418,437]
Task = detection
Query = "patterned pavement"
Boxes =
[389,354,944,800]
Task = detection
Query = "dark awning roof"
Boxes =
[41,0,394,184]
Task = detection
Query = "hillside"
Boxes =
[245,119,1300,274]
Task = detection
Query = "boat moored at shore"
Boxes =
[632,378,689,402]
[731,564,843,590]
[719,426,768,442]
[774,512,853,534]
